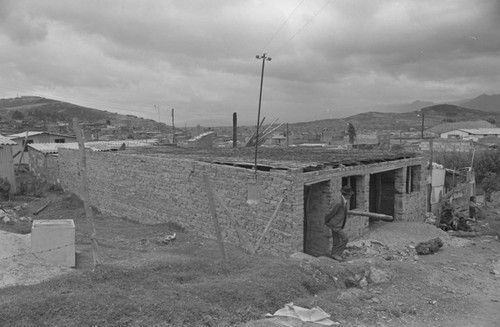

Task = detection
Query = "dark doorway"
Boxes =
[303,181,331,257]
[369,170,395,217]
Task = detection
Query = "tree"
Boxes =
[486,118,497,125]
[11,110,24,120]
[347,123,356,144]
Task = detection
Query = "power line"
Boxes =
[260,0,306,53]
[272,0,331,55]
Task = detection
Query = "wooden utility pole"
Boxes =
[171,108,175,144]
[286,123,289,147]
[233,112,237,148]
[73,118,100,270]
[254,53,271,174]
[428,137,434,212]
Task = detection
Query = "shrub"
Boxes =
[0,178,11,200]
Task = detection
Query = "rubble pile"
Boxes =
[0,204,31,225]
[345,239,421,262]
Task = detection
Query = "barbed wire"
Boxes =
[0,242,76,262]
[0,231,162,262]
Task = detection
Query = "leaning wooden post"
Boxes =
[203,174,227,266]
[212,190,255,254]
[73,118,100,270]
[254,198,284,253]
[16,131,29,172]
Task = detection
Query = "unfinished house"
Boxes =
[55,147,426,256]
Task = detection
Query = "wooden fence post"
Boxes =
[203,174,227,266]
[73,118,100,270]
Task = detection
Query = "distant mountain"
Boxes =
[367,100,435,113]
[459,94,500,112]
[287,103,500,134]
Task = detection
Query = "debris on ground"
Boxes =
[438,202,472,232]
[415,237,443,255]
[265,302,339,326]
[0,204,32,225]
[155,233,176,245]
[358,222,470,251]
[424,212,436,225]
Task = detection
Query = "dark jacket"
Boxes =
[325,199,348,231]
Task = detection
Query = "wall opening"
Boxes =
[342,175,366,210]
[303,180,331,257]
[369,170,395,217]
[406,165,421,193]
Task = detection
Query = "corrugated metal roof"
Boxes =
[28,140,156,154]
[8,131,75,139]
[188,131,215,142]
[28,143,79,154]
[458,128,500,135]
[426,120,495,134]
[8,131,46,139]
[0,134,17,145]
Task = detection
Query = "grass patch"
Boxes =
[0,249,333,327]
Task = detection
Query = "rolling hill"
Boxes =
[287,103,500,135]
[0,96,167,134]
[2,94,500,137]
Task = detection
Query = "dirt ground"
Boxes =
[1,181,500,326]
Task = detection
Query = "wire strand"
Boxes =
[272,0,330,56]
[260,0,306,53]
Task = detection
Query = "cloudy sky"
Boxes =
[0,0,499,126]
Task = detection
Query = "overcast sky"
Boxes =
[0,0,499,126]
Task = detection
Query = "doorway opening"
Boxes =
[369,170,396,217]
[303,180,331,257]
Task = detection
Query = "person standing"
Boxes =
[325,185,354,262]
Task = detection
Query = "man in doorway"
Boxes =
[325,185,354,262]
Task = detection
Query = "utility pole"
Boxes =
[254,53,272,174]
[154,105,160,133]
[171,108,175,144]
[421,110,425,139]
[233,112,237,148]
[286,123,289,147]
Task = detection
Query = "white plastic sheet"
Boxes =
[266,302,338,326]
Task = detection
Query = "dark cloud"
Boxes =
[0,0,48,45]
[0,0,499,125]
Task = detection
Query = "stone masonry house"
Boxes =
[54,146,426,257]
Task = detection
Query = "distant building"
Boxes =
[426,120,495,136]
[440,128,500,142]
[8,131,77,165]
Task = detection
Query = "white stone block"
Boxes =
[31,219,76,268]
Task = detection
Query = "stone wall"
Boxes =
[58,149,303,255]
[56,149,427,256]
